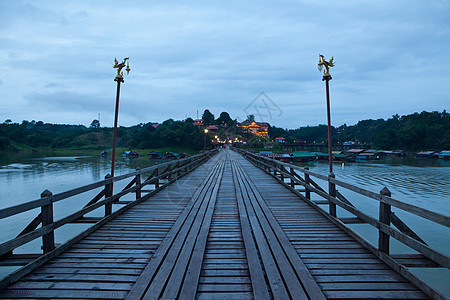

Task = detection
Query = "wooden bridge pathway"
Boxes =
[0,149,443,299]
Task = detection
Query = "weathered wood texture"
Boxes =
[236,154,429,299]
[0,149,438,299]
[196,154,260,300]
[0,156,220,299]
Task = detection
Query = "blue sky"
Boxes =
[0,0,449,129]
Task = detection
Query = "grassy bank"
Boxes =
[1,145,200,158]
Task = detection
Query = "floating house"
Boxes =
[291,151,316,162]
[415,151,437,158]
[314,152,354,162]
[357,150,380,160]
[165,152,179,159]
[378,150,406,157]
[345,149,365,157]
[123,151,139,158]
[438,150,450,159]
[314,152,329,161]
[148,151,163,159]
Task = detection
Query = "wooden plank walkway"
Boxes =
[0,149,430,299]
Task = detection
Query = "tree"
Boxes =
[202,109,215,125]
[4,119,12,124]
[245,115,255,123]
[216,112,232,126]
[90,119,100,129]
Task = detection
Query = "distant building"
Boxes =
[238,122,269,137]
[207,125,218,131]
[274,137,285,143]
[264,142,273,149]
[152,124,159,128]
[193,119,203,126]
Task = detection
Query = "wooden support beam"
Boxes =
[391,254,440,268]
[69,217,102,224]
[340,217,366,224]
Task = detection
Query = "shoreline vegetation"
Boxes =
[1,110,448,156]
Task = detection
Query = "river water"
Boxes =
[0,152,449,296]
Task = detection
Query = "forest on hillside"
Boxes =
[0,110,448,152]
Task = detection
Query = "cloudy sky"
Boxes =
[0,1,449,129]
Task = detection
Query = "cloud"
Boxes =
[0,0,449,128]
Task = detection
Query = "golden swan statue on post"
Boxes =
[318,54,334,78]
[113,57,131,79]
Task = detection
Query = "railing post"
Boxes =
[41,189,55,254]
[304,167,311,200]
[280,166,284,182]
[155,167,160,189]
[135,167,141,201]
[168,164,173,181]
[328,172,337,217]
[105,174,112,216]
[379,187,392,254]
[290,167,295,188]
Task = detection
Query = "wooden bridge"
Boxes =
[0,149,448,299]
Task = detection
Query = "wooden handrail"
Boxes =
[0,150,217,260]
[234,147,450,269]
[0,151,209,220]
[236,148,450,227]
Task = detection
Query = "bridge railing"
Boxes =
[0,149,217,288]
[235,147,449,298]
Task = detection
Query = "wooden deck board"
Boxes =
[0,149,432,299]
[0,155,221,299]
[237,153,429,299]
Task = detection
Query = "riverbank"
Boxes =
[0,146,199,167]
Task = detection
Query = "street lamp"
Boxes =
[204,128,208,149]
[318,54,335,173]
[111,57,131,180]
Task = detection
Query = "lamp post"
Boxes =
[111,57,131,180]
[318,54,335,174]
[204,129,208,149]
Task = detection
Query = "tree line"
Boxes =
[1,110,448,151]
[269,110,449,151]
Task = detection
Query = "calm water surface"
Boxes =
[0,152,449,296]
